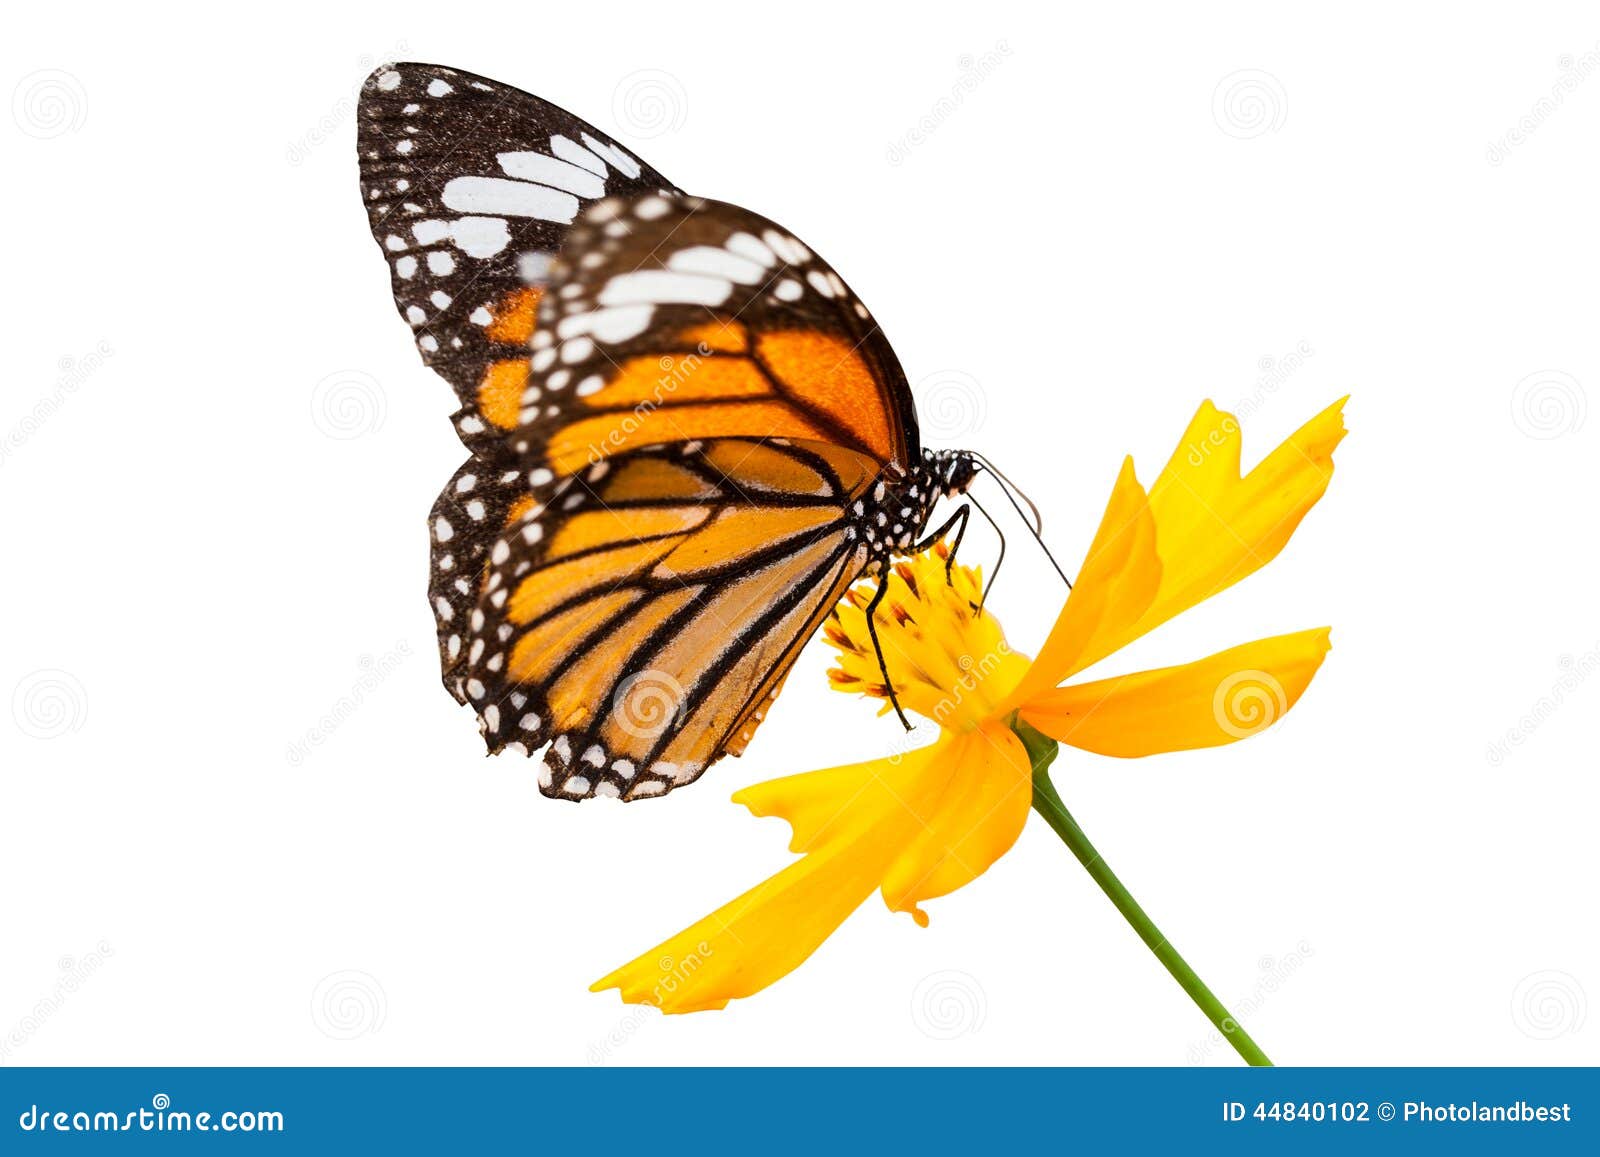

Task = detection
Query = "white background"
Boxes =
[2,1,1595,1067]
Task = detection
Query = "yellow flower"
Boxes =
[592,398,1346,1013]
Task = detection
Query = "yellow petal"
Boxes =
[587,831,891,1013]
[591,748,949,1013]
[1133,398,1346,646]
[1021,628,1331,757]
[879,723,1033,924]
[1004,398,1345,702]
[1003,457,1160,704]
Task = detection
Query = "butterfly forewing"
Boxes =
[506,194,922,481]
[356,62,679,454]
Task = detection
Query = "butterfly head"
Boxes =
[924,448,979,498]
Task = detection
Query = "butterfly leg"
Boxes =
[863,572,914,731]
[965,494,1008,615]
[914,504,971,586]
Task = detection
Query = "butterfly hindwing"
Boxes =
[427,458,531,701]
[356,62,679,454]
[463,437,879,800]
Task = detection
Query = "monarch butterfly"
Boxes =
[357,63,994,801]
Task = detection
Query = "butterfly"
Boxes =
[357,63,984,801]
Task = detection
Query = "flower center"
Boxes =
[824,544,1031,731]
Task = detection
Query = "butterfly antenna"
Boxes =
[969,456,1072,590]
[970,452,1043,534]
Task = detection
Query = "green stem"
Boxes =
[1014,719,1273,1067]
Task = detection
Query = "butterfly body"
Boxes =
[358,64,977,801]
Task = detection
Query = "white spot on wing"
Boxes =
[599,270,730,308]
[551,134,607,176]
[557,304,655,342]
[581,133,641,178]
[496,151,606,198]
[442,176,579,223]
[667,245,766,284]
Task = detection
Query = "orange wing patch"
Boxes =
[755,331,896,463]
[602,457,719,503]
[478,359,528,429]
[582,354,768,410]
[542,586,702,733]
[509,588,641,684]
[657,506,841,576]
[677,321,748,354]
[548,505,711,560]
[541,327,899,477]
[546,403,833,476]
[485,287,542,345]
[699,440,829,496]
[508,540,680,625]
